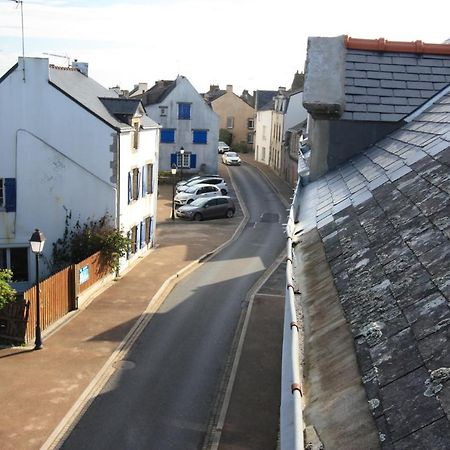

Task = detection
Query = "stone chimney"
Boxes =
[226,84,233,93]
[209,84,219,92]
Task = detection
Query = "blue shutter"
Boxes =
[161,129,175,143]
[193,130,207,144]
[140,221,145,248]
[190,154,197,169]
[5,178,16,212]
[178,103,191,120]
[149,217,154,246]
[170,153,177,166]
[142,166,147,196]
[127,172,132,204]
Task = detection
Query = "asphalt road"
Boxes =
[61,163,286,450]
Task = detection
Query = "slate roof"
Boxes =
[343,49,450,122]
[254,90,278,110]
[49,65,131,130]
[141,80,176,106]
[295,89,450,447]
[99,98,158,128]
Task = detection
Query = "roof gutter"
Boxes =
[280,180,304,450]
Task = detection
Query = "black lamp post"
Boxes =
[29,229,45,350]
[171,163,177,220]
[179,146,185,182]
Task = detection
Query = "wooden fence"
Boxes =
[0,251,111,344]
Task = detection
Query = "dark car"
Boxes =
[176,196,235,221]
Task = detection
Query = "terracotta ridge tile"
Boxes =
[345,36,450,56]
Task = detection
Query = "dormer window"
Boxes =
[132,118,140,149]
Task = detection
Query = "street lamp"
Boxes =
[29,229,45,350]
[179,146,185,182]
[171,163,177,220]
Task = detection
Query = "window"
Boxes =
[132,118,140,149]
[159,106,168,117]
[128,168,140,203]
[0,247,28,281]
[0,178,16,212]
[144,164,153,195]
[192,129,207,144]
[170,153,197,169]
[0,178,4,208]
[247,132,254,144]
[161,128,175,143]
[226,116,234,129]
[178,103,191,120]
[263,125,267,140]
[145,216,152,245]
[177,152,191,168]
[247,118,254,129]
[130,226,138,254]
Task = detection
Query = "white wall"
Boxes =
[0,57,159,288]
[284,91,308,132]
[254,110,273,165]
[145,76,219,173]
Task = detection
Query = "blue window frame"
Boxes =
[192,130,207,144]
[160,129,175,143]
[178,103,191,120]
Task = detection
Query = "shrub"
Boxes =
[0,269,16,310]
[51,213,129,273]
[232,143,251,154]
[219,129,232,145]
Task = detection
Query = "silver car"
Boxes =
[176,196,236,221]
[176,177,228,195]
[174,184,221,206]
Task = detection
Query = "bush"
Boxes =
[232,143,251,154]
[219,129,232,145]
[51,213,129,273]
[0,269,16,310]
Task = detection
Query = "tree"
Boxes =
[0,269,16,310]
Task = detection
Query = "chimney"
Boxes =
[72,59,88,76]
[278,86,286,92]
[209,84,219,92]
[226,84,233,93]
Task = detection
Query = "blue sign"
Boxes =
[79,265,89,284]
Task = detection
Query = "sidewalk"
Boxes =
[0,155,293,450]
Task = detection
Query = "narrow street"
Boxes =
[60,163,287,449]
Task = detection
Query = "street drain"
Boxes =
[113,360,136,370]
[260,213,280,223]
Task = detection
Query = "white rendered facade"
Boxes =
[0,57,160,290]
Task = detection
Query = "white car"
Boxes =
[176,177,228,195]
[174,184,222,206]
[218,141,230,154]
[222,152,241,165]
[176,174,219,189]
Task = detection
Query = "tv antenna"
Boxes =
[43,53,71,67]
[10,0,25,81]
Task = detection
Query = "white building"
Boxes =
[0,57,160,290]
[142,76,219,174]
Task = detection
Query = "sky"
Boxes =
[1,0,449,95]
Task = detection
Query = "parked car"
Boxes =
[176,177,228,195]
[176,196,236,221]
[218,141,230,154]
[176,174,219,189]
[222,151,241,165]
[174,184,221,206]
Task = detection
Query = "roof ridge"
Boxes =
[49,64,78,71]
[345,36,450,56]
